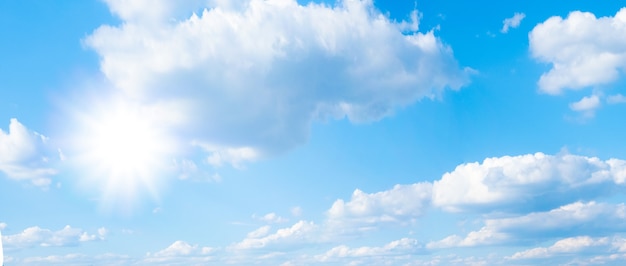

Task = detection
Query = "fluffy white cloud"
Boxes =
[501,12,525,33]
[85,0,470,159]
[231,220,317,250]
[428,201,626,248]
[2,225,105,250]
[530,8,626,94]
[570,94,601,112]
[432,152,626,213]
[0,119,57,186]
[327,183,432,229]
[225,152,626,254]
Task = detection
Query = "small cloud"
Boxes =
[570,95,601,112]
[3,225,103,250]
[0,118,58,187]
[97,227,108,238]
[397,10,421,32]
[230,221,317,250]
[510,236,611,260]
[254,213,288,224]
[148,240,214,258]
[247,226,271,239]
[501,12,526,33]
[569,94,601,118]
[607,94,626,104]
[173,158,222,182]
[291,207,303,217]
[327,183,432,229]
[192,142,259,169]
[316,238,422,262]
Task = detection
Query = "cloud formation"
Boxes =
[85,0,470,160]
[570,94,601,112]
[327,183,432,229]
[144,240,214,264]
[510,236,614,260]
[501,12,525,33]
[0,119,57,187]
[429,201,626,248]
[9,151,626,265]
[432,152,626,213]
[2,225,105,250]
[315,238,422,264]
[231,220,317,250]
[530,8,626,94]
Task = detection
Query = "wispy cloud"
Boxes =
[501,12,526,33]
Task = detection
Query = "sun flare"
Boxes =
[90,107,159,177]
[70,97,179,207]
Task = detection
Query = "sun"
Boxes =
[90,105,160,178]
[69,96,179,209]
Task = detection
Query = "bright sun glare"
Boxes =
[71,97,178,209]
[91,108,159,177]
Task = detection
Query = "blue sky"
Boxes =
[2,0,626,265]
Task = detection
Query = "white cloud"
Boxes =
[219,152,626,258]
[22,254,89,264]
[17,253,133,266]
[232,183,431,254]
[316,238,422,263]
[570,94,601,112]
[607,94,626,104]
[428,201,626,248]
[194,142,259,169]
[2,225,104,250]
[172,158,222,182]
[511,236,611,259]
[291,206,303,217]
[432,152,626,213]
[254,212,289,224]
[149,240,214,257]
[327,183,432,228]
[501,12,525,33]
[143,240,214,265]
[426,227,508,248]
[247,225,272,239]
[231,220,317,250]
[530,8,626,94]
[0,119,57,186]
[85,0,470,159]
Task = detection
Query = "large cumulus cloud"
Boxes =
[85,0,470,159]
